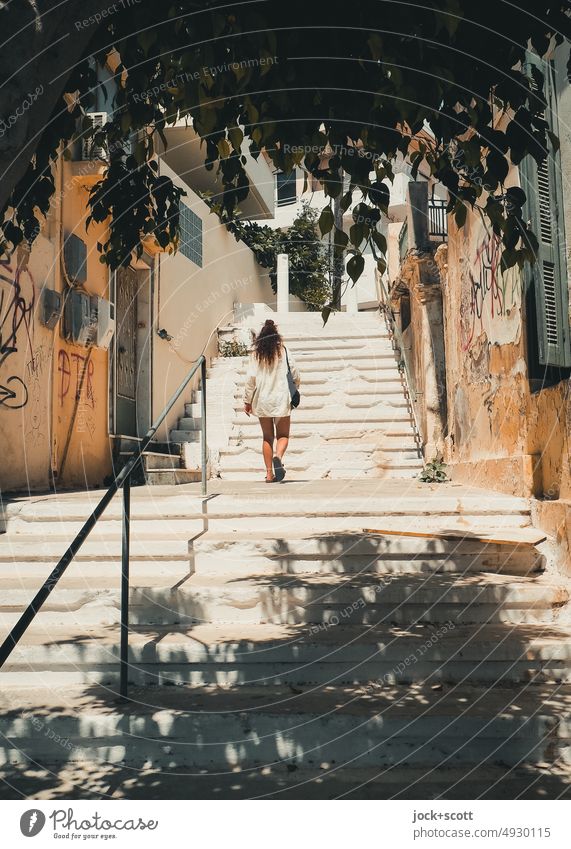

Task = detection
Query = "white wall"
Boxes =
[153,160,274,440]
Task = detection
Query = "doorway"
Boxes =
[111,261,153,438]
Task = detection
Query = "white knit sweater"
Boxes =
[243,348,301,418]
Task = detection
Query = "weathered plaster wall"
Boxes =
[443,182,571,500]
[442,201,534,495]
[0,240,55,491]
[54,162,112,490]
[0,157,113,494]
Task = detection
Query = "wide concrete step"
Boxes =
[189,532,545,577]
[230,412,413,428]
[223,400,410,417]
[212,349,396,367]
[0,537,193,561]
[3,488,532,531]
[1,517,535,547]
[0,529,545,580]
[217,453,421,470]
[2,761,567,799]
[224,362,401,377]
[170,429,201,443]
[217,384,408,402]
[144,469,202,485]
[283,338,390,352]
[218,468,421,481]
[1,570,565,628]
[1,679,570,770]
[226,431,418,448]
[220,445,420,461]
[3,623,571,687]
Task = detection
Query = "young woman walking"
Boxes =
[243,318,301,482]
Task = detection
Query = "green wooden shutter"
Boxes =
[520,53,571,368]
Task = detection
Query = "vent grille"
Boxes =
[179,202,203,267]
[537,159,552,244]
[542,260,558,346]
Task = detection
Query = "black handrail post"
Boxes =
[119,475,131,700]
[201,357,208,497]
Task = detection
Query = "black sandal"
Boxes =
[272,456,286,482]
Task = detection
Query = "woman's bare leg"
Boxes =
[259,417,275,480]
[275,416,291,462]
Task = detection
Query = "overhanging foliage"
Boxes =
[0,1,569,301]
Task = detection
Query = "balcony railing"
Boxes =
[428,197,448,241]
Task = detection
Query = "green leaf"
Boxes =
[371,229,387,255]
[454,202,467,228]
[347,253,365,284]
[217,138,231,158]
[350,222,365,248]
[318,205,334,237]
[505,186,526,208]
[333,226,349,249]
[228,126,244,153]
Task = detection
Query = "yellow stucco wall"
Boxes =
[0,239,55,491]
[53,162,112,489]
[0,157,113,493]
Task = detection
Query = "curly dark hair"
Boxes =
[254,319,282,366]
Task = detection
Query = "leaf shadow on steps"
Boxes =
[1,529,571,799]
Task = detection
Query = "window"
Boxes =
[520,52,571,377]
[276,171,297,206]
[179,202,203,267]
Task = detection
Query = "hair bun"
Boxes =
[264,318,276,326]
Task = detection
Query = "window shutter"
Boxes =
[520,53,571,367]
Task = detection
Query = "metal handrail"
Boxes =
[0,355,208,699]
[398,219,409,263]
[377,277,423,460]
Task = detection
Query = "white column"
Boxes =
[345,282,359,314]
[277,253,289,313]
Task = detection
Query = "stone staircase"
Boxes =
[170,311,423,482]
[1,480,571,798]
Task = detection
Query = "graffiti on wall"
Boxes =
[25,344,51,446]
[461,230,521,352]
[58,349,97,439]
[0,260,35,408]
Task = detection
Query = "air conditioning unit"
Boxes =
[95,297,115,349]
[63,289,97,347]
[81,111,108,161]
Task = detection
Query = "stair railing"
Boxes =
[0,356,208,700]
[377,276,424,460]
